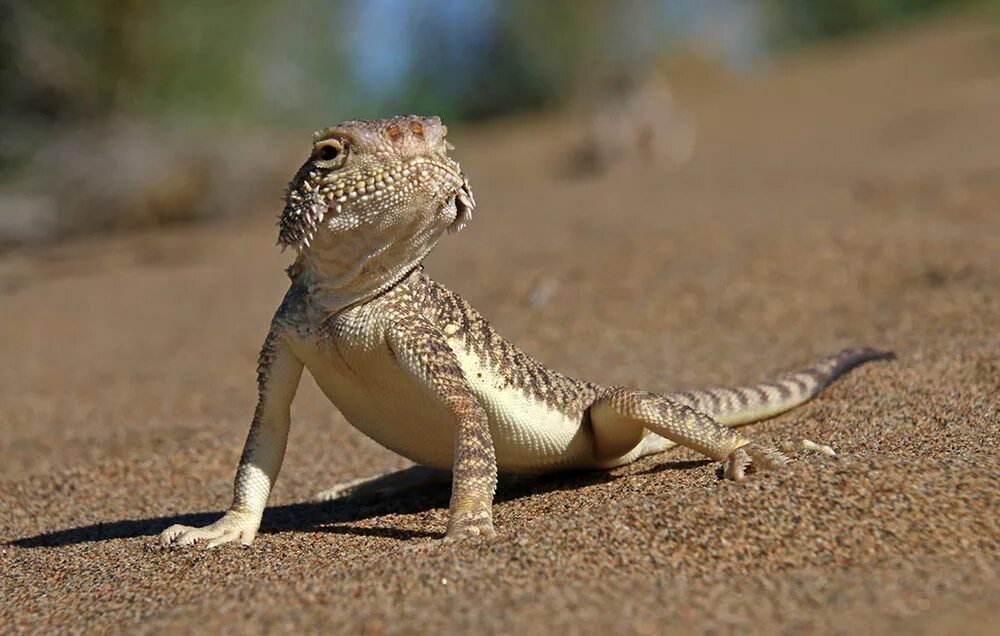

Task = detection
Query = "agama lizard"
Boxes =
[160,115,893,546]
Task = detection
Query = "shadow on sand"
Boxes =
[10,459,710,548]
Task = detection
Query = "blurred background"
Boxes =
[4,6,1000,631]
[1,0,997,248]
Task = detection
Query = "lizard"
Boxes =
[159,115,894,547]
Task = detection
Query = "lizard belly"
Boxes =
[450,341,594,472]
[296,338,459,469]
[292,332,594,473]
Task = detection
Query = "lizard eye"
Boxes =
[319,144,339,161]
[314,139,346,167]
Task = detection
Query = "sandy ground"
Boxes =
[2,15,998,635]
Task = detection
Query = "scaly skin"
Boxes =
[160,115,894,547]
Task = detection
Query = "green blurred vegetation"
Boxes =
[767,0,999,46]
[1,0,995,246]
[1,0,995,159]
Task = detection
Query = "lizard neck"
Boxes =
[290,210,447,317]
[292,251,425,317]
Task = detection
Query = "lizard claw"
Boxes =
[159,510,260,548]
[444,523,497,542]
[799,438,837,457]
[723,447,752,481]
[779,438,839,458]
[723,443,790,481]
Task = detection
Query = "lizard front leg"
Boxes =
[387,313,498,540]
[160,327,303,547]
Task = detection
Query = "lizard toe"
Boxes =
[445,516,496,542]
[159,511,259,548]
[724,443,790,481]
[723,447,751,481]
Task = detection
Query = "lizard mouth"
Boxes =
[447,180,476,235]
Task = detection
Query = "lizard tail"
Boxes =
[666,347,895,427]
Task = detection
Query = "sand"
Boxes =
[2,14,998,635]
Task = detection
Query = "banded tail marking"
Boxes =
[668,347,895,427]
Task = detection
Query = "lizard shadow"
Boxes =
[9,458,709,548]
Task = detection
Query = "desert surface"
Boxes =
[2,15,998,635]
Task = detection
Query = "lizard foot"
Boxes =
[723,443,790,481]
[159,510,260,548]
[445,512,496,541]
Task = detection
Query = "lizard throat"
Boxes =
[297,245,430,317]
[277,194,337,251]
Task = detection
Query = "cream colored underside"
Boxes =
[449,341,596,472]
[293,332,606,473]
[716,402,797,427]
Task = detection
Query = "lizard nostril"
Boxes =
[387,124,402,141]
[409,121,424,138]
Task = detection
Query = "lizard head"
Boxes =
[278,115,475,292]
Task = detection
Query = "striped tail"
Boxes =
[667,347,895,427]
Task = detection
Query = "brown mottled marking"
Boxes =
[385,288,497,538]
[763,381,792,400]
[749,385,770,403]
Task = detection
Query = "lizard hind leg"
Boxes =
[589,386,788,480]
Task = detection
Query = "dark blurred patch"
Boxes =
[767,0,994,47]
[561,71,696,178]
[0,120,297,251]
